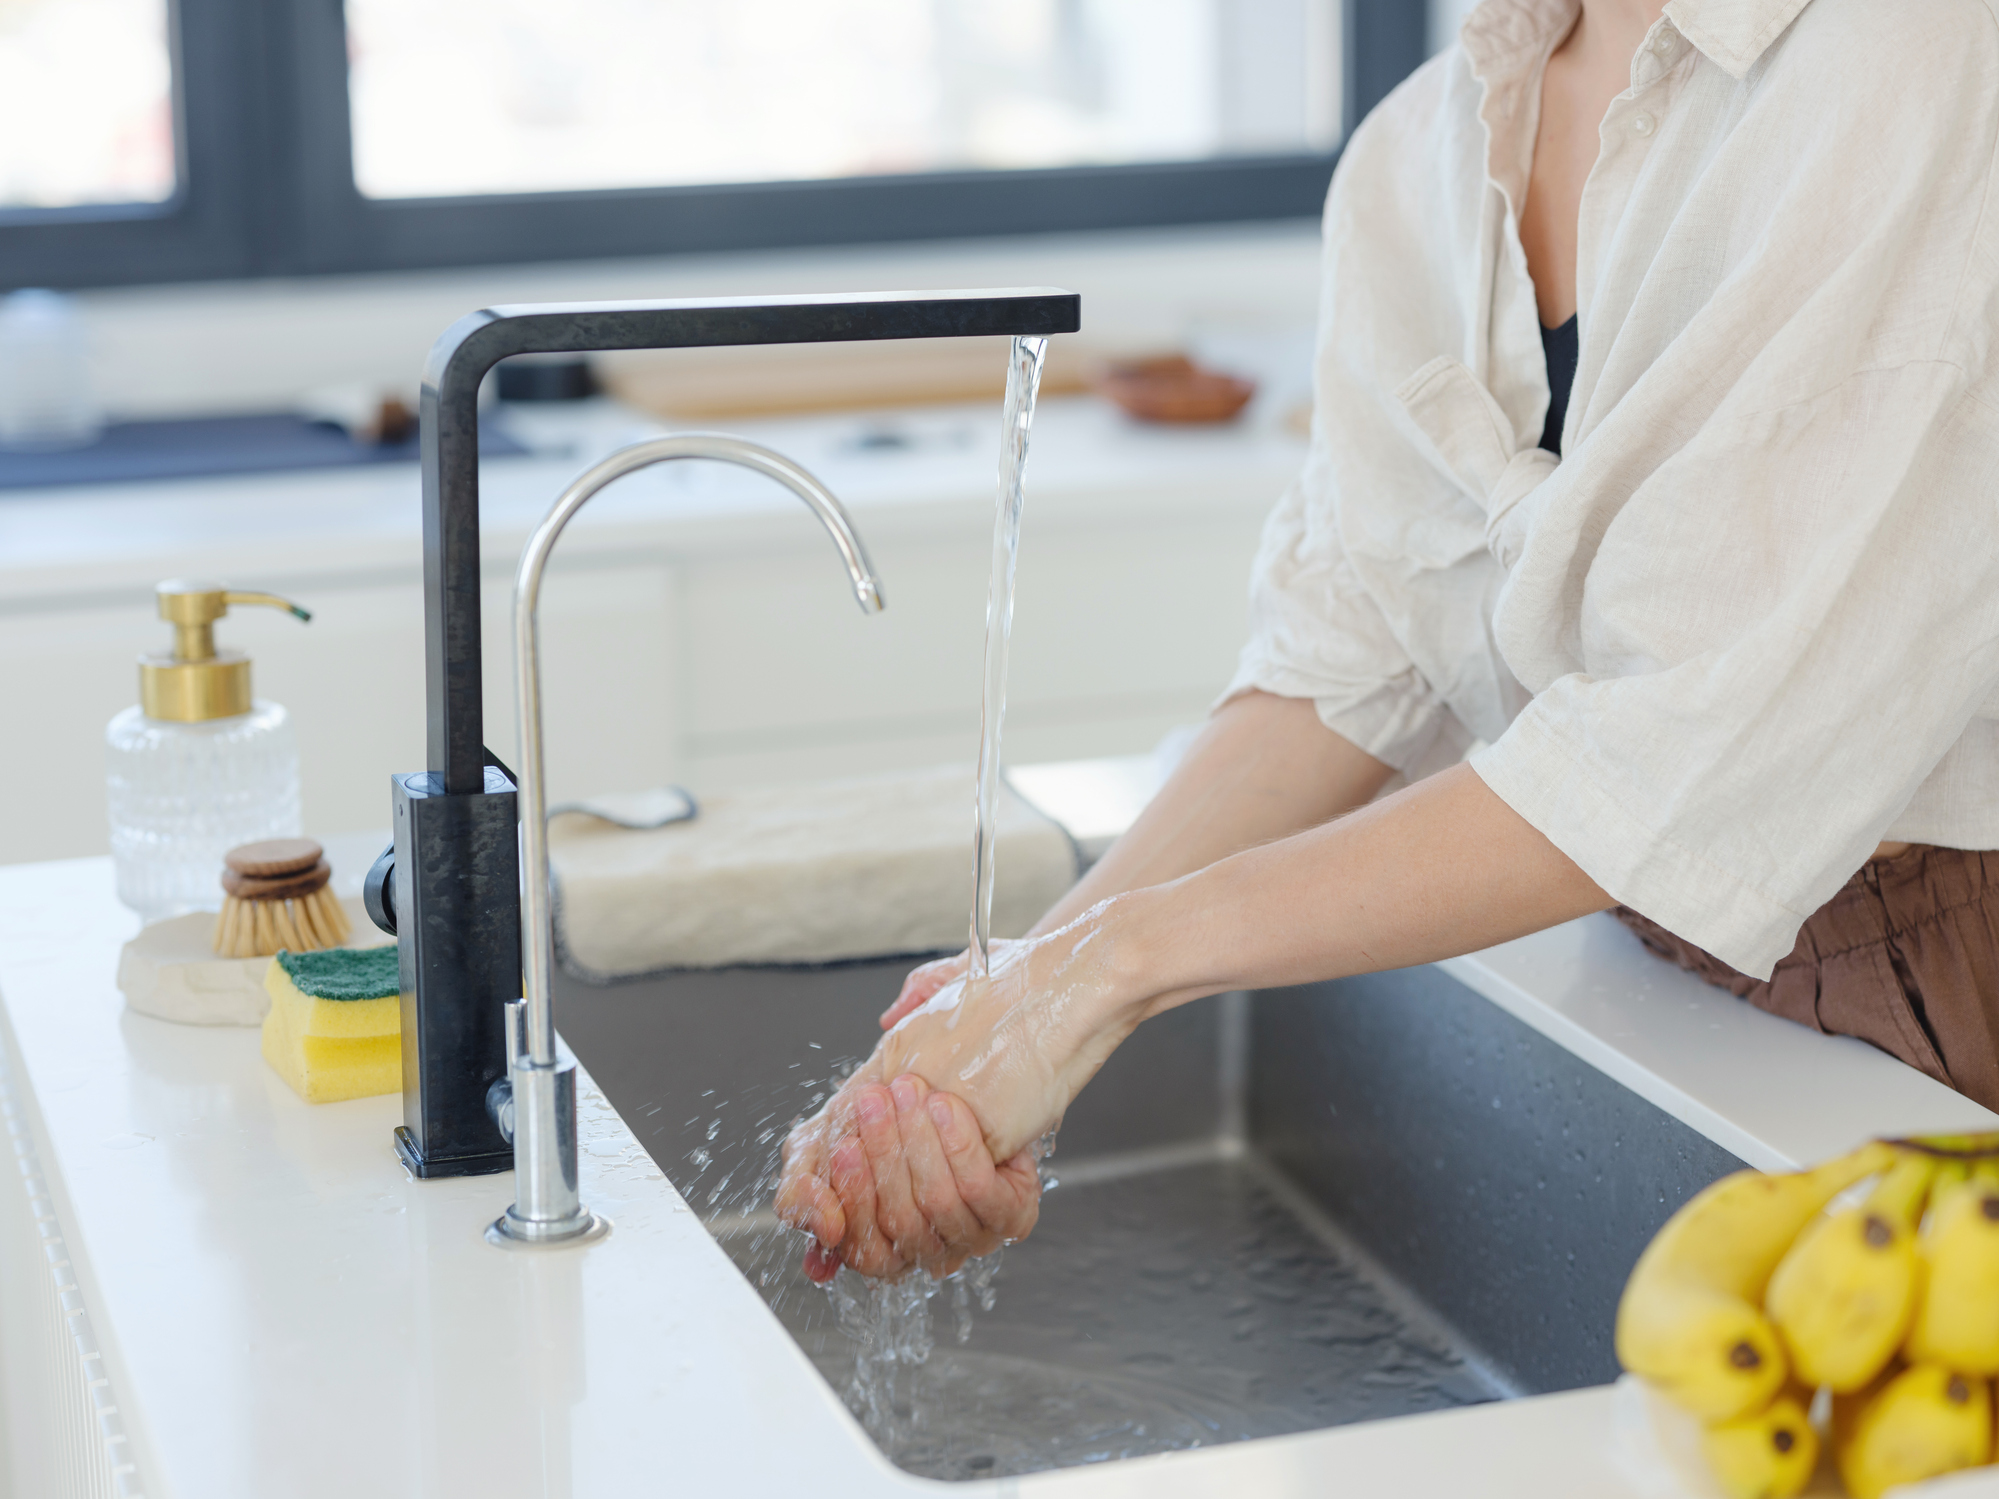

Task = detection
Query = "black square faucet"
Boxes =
[364,288,1082,1181]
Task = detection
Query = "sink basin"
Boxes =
[555,956,1744,1481]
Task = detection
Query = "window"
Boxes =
[1427,0,1480,54]
[0,0,175,209]
[0,0,1430,291]
[346,0,1340,200]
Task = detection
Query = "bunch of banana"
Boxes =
[1617,1133,1999,1499]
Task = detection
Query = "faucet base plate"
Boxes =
[484,1210,612,1251]
[394,1125,513,1180]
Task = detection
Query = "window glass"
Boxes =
[346,0,1341,201]
[1428,0,1479,54]
[0,0,175,210]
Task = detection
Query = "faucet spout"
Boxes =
[488,433,886,1249]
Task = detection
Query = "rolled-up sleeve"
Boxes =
[1224,431,1454,773]
[1473,364,1999,977]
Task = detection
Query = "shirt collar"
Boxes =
[1456,0,1817,82]
[1664,0,1816,78]
[1458,0,1577,77]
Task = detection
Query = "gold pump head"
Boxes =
[139,581,311,722]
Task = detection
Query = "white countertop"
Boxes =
[3,775,1996,1499]
[0,394,1302,605]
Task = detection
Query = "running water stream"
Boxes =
[745,337,1053,1457]
[818,335,1051,1450]
[969,334,1050,977]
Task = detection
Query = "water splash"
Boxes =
[817,1130,1058,1446]
[969,334,1050,978]
[827,1250,1007,1450]
[1034,1125,1061,1192]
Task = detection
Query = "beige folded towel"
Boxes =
[550,766,1080,978]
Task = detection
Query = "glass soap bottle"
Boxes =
[106,581,311,922]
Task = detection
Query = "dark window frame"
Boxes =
[0,0,1428,292]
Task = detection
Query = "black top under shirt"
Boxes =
[1540,315,1578,456]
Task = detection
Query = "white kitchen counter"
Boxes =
[5,764,1997,1499]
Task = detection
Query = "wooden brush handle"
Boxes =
[224,839,324,879]
[221,860,331,901]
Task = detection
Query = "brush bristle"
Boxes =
[213,891,353,959]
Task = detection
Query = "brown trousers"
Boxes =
[1613,846,1999,1113]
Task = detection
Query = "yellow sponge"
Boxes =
[260,946,402,1104]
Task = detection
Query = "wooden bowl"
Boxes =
[1095,355,1257,425]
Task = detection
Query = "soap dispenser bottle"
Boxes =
[106,581,311,921]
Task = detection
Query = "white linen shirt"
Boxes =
[1227,0,1999,978]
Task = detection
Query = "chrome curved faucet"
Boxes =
[487,433,887,1249]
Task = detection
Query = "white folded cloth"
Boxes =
[549,766,1080,977]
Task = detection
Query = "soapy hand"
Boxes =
[776,907,1146,1279]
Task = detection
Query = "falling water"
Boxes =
[969,334,1050,978]
[710,338,1050,1463]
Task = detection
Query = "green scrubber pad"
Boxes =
[274,945,400,1001]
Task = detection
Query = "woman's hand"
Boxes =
[776,907,1147,1274]
[778,1073,1041,1281]
[877,940,1020,1031]
[870,907,1145,1162]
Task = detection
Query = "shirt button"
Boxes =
[1651,31,1676,55]
[1632,112,1656,136]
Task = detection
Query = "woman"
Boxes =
[777,0,1999,1281]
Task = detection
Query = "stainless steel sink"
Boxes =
[555,956,1744,1481]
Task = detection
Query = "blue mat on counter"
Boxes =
[0,412,529,491]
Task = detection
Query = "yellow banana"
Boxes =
[1617,1142,1894,1421]
[1766,1150,1934,1391]
[1699,1386,1818,1499]
[1906,1172,1999,1373]
[1833,1363,1992,1499]
[1931,1159,1973,1199]
[1894,1130,1999,1156]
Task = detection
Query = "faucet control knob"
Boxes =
[362,842,397,935]
[485,1074,515,1145]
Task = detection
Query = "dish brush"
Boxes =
[212,838,353,958]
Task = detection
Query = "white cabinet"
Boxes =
[0,597,162,865]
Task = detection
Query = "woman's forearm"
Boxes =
[1030,690,1398,936]
[1104,761,1614,1018]
[787,744,1617,1260]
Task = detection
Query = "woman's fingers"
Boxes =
[890,1075,1000,1269]
[802,1241,841,1284]
[854,1081,945,1270]
[880,950,971,1030]
[828,1135,903,1279]
[928,1090,1041,1243]
[984,1148,1043,1245]
[774,1122,845,1248]
[775,1166,846,1250]
[793,1085,1038,1283]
